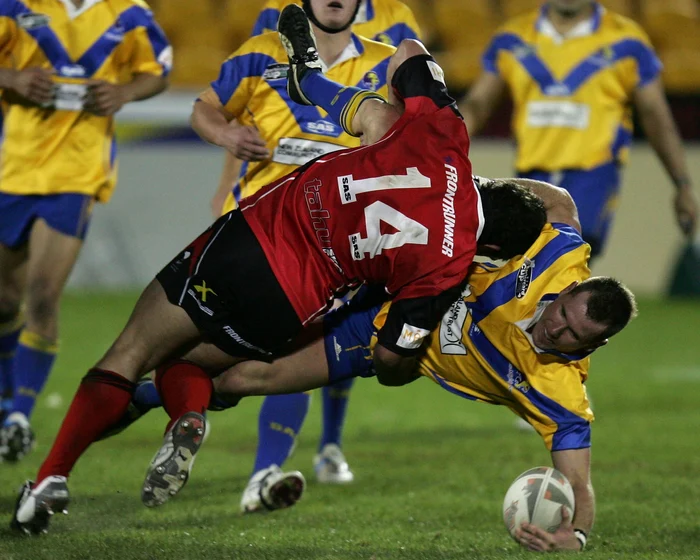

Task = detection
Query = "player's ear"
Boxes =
[586,338,608,352]
[561,281,579,294]
[475,242,501,258]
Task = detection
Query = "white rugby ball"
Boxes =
[502,466,575,539]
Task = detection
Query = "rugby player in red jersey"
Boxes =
[12,5,548,534]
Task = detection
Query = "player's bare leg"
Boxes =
[12,279,205,534]
[0,221,85,462]
[0,242,27,422]
[213,323,329,398]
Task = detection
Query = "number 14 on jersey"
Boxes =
[338,168,432,261]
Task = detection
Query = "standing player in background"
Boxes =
[185,0,417,511]
[0,0,171,462]
[460,0,698,259]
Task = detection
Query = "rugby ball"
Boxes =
[502,466,575,539]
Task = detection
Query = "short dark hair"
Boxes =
[571,277,638,340]
[477,180,547,260]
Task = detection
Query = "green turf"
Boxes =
[0,293,699,559]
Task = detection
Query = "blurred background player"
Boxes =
[0,0,171,462]
[184,0,418,508]
[459,0,698,259]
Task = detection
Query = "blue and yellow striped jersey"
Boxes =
[0,0,170,201]
[483,2,661,172]
[375,223,593,451]
[200,31,395,208]
[252,0,420,46]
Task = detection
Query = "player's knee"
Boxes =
[25,278,61,325]
[0,296,21,325]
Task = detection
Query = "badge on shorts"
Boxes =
[17,12,51,30]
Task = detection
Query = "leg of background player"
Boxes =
[1,221,81,462]
[315,378,355,483]
[240,393,310,514]
[0,243,26,425]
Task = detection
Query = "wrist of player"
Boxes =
[573,529,587,551]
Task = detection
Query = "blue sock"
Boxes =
[300,71,384,135]
[252,392,310,475]
[0,321,22,406]
[133,379,162,408]
[319,378,355,450]
[9,330,57,422]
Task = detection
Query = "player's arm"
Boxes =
[191,96,269,160]
[494,177,581,232]
[0,17,53,106]
[211,151,243,218]
[374,283,465,386]
[351,38,458,146]
[458,71,507,136]
[633,78,698,237]
[86,9,170,116]
[86,72,168,116]
[0,67,54,106]
[515,448,594,553]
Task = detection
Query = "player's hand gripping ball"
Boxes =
[502,466,575,539]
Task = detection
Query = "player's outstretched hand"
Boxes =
[514,506,582,552]
[11,68,54,106]
[85,80,127,116]
[674,186,698,238]
[221,123,269,161]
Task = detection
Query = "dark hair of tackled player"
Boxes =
[570,277,638,341]
[476,180,547,260]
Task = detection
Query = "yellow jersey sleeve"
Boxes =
[0,6,18,67]
[209,38,269,118]
[118,5,172,77]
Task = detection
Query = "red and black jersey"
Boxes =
[240,55,484,355]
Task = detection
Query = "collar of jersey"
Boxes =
[320,34,365,72]
[536,2,603,42]
[515,294,592,362]
[58,0,104,20]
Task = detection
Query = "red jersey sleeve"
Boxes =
[391,54,461,119]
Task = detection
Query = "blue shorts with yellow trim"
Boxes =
[323,286,386,384]
[520,161,620,257]
[0,193,94,248]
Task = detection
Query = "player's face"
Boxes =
[547,0,595,18]
[530,287,608,353]
[310,0,359,31]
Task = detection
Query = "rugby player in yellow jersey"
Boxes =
[187,0,403,511]
[0,0,170,462]
[460,0,698,258]
[198,176,636,552]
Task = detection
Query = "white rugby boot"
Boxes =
[0,412,35,462]
[240,465,306,514]
[11,476,70,535]
[141,411,207,507]
[313,444,354,484]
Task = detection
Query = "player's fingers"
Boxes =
[242,143,270,159]
[242,127,269,147]
[560,505,572,525]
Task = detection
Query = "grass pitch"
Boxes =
[0,293,699,559]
